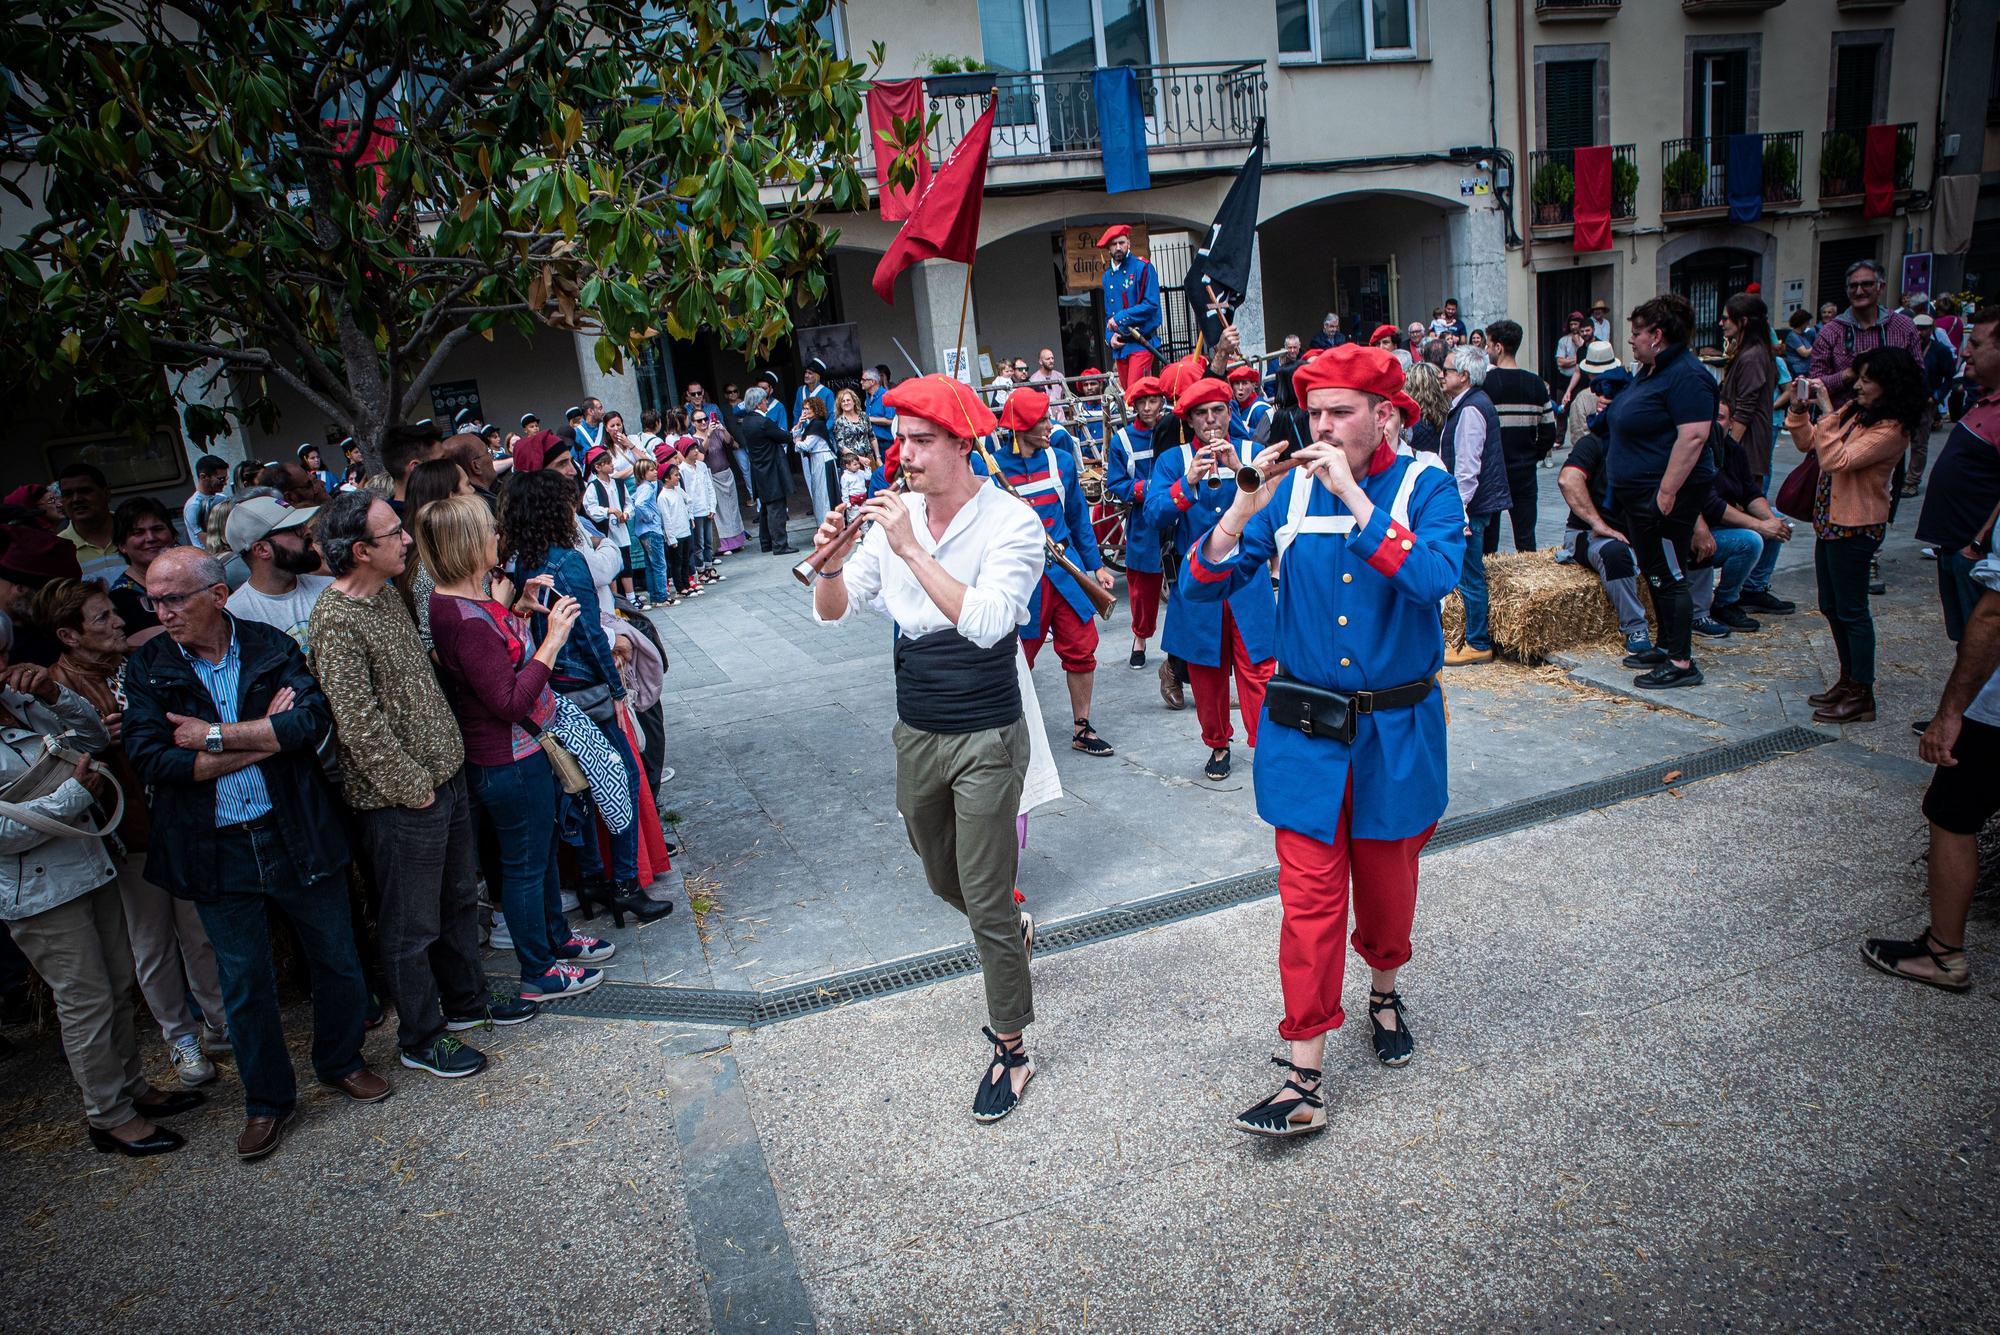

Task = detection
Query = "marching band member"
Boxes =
[1228,364,1272,444]
[1105,374,1167,669]
[1180,345,1465,1138]
[808,374,1058,1123]
[1099,225,1161,396]
[1072,367,1110,455]
[1145,377,1277,781]
[977,387,1117,758]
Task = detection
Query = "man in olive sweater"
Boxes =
[307,491,528,1079]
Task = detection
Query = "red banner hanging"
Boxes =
[1862,124,1897,220]
[1571,145,1613,253]
[867,80,931,222]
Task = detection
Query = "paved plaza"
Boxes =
[3,458,1996,1333]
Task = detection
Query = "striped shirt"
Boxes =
[179,622,273,827]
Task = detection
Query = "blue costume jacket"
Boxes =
[1145,437,1277,668]
[1231,396,1272,443]
[973,436,1104,632]
[1181,444,1465,842]
[1104,422,1162,575]
[1101,255,1160,363]
[793,383,834,431]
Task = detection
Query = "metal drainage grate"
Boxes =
[535,725,1832,1029]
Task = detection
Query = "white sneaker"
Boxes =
[657,767,675,785]
[170,1033,216,1087]
[489,917,515,952]
[200,1021,231,1057]
[521,964,602,1002]
[558,890,580,913]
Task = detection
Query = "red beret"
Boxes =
[1126,375,1165,401]
[0,523,83,588]
[1368,324,1400,345]
[1077,366,1104,381]
[1745,282,1761,293]
[1158,353,1209,401]
[1174,377,1230,416]
[510,429,566,473]
[1096,224,1131,247]
[1225,363,1261,384]
[998,387,1049,433]
[882,373,998,439]
[1292,344,1409,407]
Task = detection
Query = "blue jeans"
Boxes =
[1708,526,1764,606]
[571,714,642,886]
[194,822,368,1118]
[1460,512,1497,649]
[640,532,668,602]
[1939,547,1984,642]
[468,753,569,980]
[1741,527,1783,595]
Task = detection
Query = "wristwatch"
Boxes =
[204,724,224,754]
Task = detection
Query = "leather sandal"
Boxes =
[1072,718,1113,757]
[972,1027,1034,1123]
[1231,1057,1326,1137]
[1861,930,1971,992]
[1368,989,1415,1067]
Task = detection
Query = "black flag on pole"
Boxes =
[1185,122,1265,351]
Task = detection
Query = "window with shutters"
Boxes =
[1693,51,1749,142]
[1832,45,1878,131]
[1816,236,1881,311]
[1546,62,1597,151]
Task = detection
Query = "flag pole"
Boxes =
[954,262,973,381]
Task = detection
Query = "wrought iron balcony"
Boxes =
[1535,0,1621,18]
[1818,123,1916,201]
[924,62,1266,167]
[1658,131,1803,215]
[1525,145,1638,230]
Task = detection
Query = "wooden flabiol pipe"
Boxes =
[792,476,908,586]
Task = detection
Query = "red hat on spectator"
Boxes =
[0,524,83,588]
[882,373,998,439]
[1096,224,1131,247]
[1174,377,1231,416]
[1292,345,1420,425]
[1368,324,1400,346]
[510,429,565,473]
[998,387,1050,433]
[1126,375,1165,401]
[1225,363,1261,384]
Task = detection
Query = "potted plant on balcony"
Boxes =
[1531,160,1573,226]
[1611,155,1639,218]
[1663,148,1707,212]
[1761,138,1798,204]
[921,55,997,98]
[1821,132,1861,197]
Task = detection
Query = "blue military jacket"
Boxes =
[1104,422,1162,574]
[1145,437,1278,668]
[1101,255,1160,362]
[973,437,1104,630]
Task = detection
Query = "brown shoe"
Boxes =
[1444,644,1495,667]
[324,1066,393,1104]
[1814,686,1876,724]
[1158,660,1185,710]
[1807,675,1855,708]
[237,1113,287,1161]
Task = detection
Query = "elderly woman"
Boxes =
[0,610,198,1156]
[1788,347,1929,724]
[697,409,748,558]
[40,577,229,1086]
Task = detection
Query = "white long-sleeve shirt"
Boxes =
[657,483,693,540]
[813,483,1043,649]
[1448,387,1489,509]
[681,458,716,517]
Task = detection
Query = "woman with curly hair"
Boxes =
[1402,360,1450,456]
[1787,345,1930,724]
[499,471,668,925]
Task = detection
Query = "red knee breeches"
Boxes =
[1020,576,1099,674]
[1126,568,1162,640]
[1184,605,1275,749]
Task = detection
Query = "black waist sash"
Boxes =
[894,628,1020,734]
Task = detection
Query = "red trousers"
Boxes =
[1274,783,1434,1041]
[1020,576,1099,674]
[1185,605,1275,749]
[1126,568,1162,640]
[1115,350,1156,395]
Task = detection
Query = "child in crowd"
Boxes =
[630,455,669,608]
[657,459,697,597]
[583,446,636,600]
[838,449,870,510]
[679,440,718,582]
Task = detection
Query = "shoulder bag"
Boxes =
[0,732,126,840]
[457,598,593,793]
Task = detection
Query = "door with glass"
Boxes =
[977,0,1156,158]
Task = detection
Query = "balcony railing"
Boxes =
[1526,145,1637,229]
[1818,123,1916,200]
[1535,0,1621,17]
[924,62,1266,167]
[1658,131,1803,214]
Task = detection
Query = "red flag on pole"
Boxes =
[1571,145,1613,253]
[1862,124,1896,220]
[867,79,931,222]
[871,100,997,304]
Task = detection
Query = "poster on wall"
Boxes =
[429,379,484,427]
[797,323,863,380]
[1060,224,1151,294]
[1900,253,1933,302]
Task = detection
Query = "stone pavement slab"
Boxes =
[727,744,2000,1330]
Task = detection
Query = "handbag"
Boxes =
[1773,452,1821,523]
[555,681,616,725]
[535,730,590,795]
[0,732,125,840]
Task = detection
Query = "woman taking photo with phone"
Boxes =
[1786,347,1928,724]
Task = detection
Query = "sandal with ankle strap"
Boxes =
[972,1026,1035,1123]
[1072,717,1114,757]
[1231,1056,1326,1138]
[1861,930,1971,992]
[1368,989,1415,1067]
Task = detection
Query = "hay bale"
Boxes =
[1442,547,1653,661]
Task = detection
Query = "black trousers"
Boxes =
[759,500,790,551]
[1613,485,1703,661]
[1503,457,1540,552]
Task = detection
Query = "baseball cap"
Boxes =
[226,496,318,554]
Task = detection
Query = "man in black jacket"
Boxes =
[734,386,798,553]
[123,547,389,1162]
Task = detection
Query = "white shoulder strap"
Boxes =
[1273,472,1359,565]
[1044,448,1064,507]
[1387,451,1446,528]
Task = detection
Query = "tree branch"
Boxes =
[397,323,480,420]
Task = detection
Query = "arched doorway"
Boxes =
[1669,246,1759,353]
[1256,190,1471,354]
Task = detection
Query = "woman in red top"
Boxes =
[420,495,613,1003]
